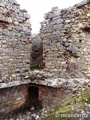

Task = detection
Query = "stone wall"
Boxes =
[0,85,28,114]
[1,0,90,114]
[0,0,31,83]
[38,86,66,107]
[40,0,90,78]
[0,83,67,114]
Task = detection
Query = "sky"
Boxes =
[17,0,82,33]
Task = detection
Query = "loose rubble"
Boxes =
[0,0,90,119]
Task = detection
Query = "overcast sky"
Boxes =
[17,0,82,33]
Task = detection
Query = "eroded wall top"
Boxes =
[40,0,90,79]
[0,0,31,85]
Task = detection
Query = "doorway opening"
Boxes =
[27,86,42,109]
[28,87,38,101]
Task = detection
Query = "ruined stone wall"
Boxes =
[0,85,28,114]
[40,1,90,78]
[38,86,66,107]
[0,83,67,114]
[0,0,31,83]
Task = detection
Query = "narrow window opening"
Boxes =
[30,35,43,70]
[79,39,82,43]
[81,26,90,32]
[0,20,9,29]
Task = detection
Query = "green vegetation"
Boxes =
[44,86,90,120]
[30,67,42,71]
[87,96,90,104]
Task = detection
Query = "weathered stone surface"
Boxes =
[39,0,90,78]
[0,83,68,115]
[0,0,90,118]
[0,85,28,114]
[0,0,31,84]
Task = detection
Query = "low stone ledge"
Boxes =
[0,77,89,90]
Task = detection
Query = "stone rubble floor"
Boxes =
[0,79,90,120]
[0,106,50,120]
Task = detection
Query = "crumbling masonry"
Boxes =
[40,0,90,79]
[0,0,90,114]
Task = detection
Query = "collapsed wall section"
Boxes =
[0,0,31,83]
[40,1,90,78]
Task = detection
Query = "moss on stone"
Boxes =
[44,86,90,120]
[30,67,42,71]
[87,96,90,104]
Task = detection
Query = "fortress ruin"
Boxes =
[0,0,90,115]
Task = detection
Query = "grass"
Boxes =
[87,96,90,104]
[30,67,43,71]
[43,86,90,120]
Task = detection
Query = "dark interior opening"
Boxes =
[81,26,90,32]
[30,38,43,70]
[1,86,42,119]
[28,86,38,102]
[27,86,42,109]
